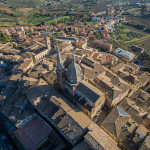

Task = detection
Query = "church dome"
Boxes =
[66,55,83,84]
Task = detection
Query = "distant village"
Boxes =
[0,2,150,150]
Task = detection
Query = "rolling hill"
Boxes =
[7,0,43,6]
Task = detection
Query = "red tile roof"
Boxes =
[14,116,52,150]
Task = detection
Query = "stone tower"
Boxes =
[56,46,65,89]
[46,36,51,50]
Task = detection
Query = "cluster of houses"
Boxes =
[0,7,149,150]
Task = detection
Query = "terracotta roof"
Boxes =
[14,116,52,150]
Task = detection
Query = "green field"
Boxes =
[137,38,150,50]
[0,21,16,26]
[85,22,95,26]
[112,25,146,42]
[21,14,50,25]
[7,0,43,6]
[125,8,140,14]
[122,24,150,50]
[16,8,33,13]
[0,7,14,14]
[111,24,150,50]
[0,0,119,27]
[0,2,15,14]
[126,15,150,27]
[45,16,70,24]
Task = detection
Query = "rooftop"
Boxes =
[101,105,149,149]
[14,116,52,150]
[25,80,93,144]
[87,123,119,150]
[76,80,104,103]
[72,140,93,150]
[114,48,135,60]
[93,39,112,47]
[18,59,33,71]
[56,36,78,41]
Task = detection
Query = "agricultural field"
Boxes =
[7,0,43,6]
[112,23,150,71]
[0,0,119,27]
[111,24,150,50]
[45,16,70,24]
[85,22,95,26]
[70,0,116,12]
[0,7,14,14]
[122,23,150,50]
[135,37,150,50]
[0,2,15,14]
[125,8,140,15]
[126,15,150,27]
[16,8,33,13]
[112,25,147,42]
[21,10,50,25]
[122,24,148,34]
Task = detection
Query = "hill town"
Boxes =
[0,0,150,150]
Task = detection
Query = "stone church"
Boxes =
[56,47,105,119]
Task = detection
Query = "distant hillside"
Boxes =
[7,0,43,6]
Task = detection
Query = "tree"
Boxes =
[89,36,95,42]
[141,5,147,14]
[0,33,10,44]
[13,43,17,49]
[54,32,60,36]
[94,32,101,40]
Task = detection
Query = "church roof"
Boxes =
[76,80,104,103]
[66,54,83,84]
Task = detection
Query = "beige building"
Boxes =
[73,123,120,150]
[80,56,105,80]
[21,36,52,62]
[33,48,50,62]
[54,40,72,52]
[42,60,54,70]
[18,59,34,73]
[76,41,87,49]
[91,39,113,52]
[74,80,105,119]
[94,69,130,108]
[110,62,150,90]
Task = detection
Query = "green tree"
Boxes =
[13,43,17,49]
[54,32,60,36]
[141,5,147,14]
[94,32,101,40]
[0,33,10,44]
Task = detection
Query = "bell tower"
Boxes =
[56,45,65,90]
[46,36,51,50]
